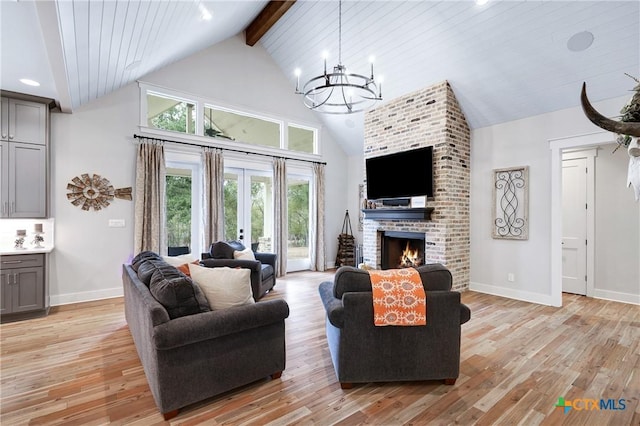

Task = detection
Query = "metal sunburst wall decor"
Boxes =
[66,173,132,211]
[492,166,529,240]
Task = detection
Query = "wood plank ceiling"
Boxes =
[260,1,639,153]
[53,0,268,110]
[1,1,638,155]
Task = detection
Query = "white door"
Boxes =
[223,168,273,252]
[562,158,587,295]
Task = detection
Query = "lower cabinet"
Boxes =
[0,253,48,321]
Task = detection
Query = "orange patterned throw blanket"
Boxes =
[369,268,426,326]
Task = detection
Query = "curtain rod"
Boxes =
[133,134,327,165]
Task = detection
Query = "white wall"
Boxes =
[594,143,640,300]
[347,153,365,246]
[470,94,638,305]
[49,35,348,305]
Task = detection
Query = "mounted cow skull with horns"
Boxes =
[581,75,640,200]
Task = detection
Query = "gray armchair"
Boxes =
[201,240,276,301]
[318,264,471,389]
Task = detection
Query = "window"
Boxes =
[165,155,202,256]
[166,169,192,250]
[288,124,316,154]
[204,106,280,149]
[287,174,311,271]
[147,92,195,134]
[140,83,321,156]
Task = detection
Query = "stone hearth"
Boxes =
[362,81,470,291]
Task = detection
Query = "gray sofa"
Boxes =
[122,252,289,419]
[318,264,471,389]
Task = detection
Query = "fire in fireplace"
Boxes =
[380,231,426,269]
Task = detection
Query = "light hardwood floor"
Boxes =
[1,270,639,425]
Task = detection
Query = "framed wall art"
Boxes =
[492,166,529,240]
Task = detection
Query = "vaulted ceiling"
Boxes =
[1,1,638,155]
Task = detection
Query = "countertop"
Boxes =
[0,247,54,256]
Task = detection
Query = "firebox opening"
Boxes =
[381,231,426,270]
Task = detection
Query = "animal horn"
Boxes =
[581,83,640,137]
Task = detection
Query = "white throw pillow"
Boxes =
[233,247,256,261]
[162,254,198,266]
[188,264,255,310]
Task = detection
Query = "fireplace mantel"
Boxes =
[362,207,434,221]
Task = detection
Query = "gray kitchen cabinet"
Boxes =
[0,96,49,218]
[0,254,48,321]
[1,97,47,145]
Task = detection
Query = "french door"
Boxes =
[287,174,311,271]
[223,168,273,252]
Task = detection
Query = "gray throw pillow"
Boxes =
[227,240,246,252]
[149,264,211,319]
[210,241,235,259]
[137,259,171,286]
[131,251,162,272]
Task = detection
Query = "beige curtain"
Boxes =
[134,140,166,255]
[310,162,326,271]
[273,158,288,277]
[202,147,224,249]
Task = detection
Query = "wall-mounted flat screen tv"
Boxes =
[365,146,434,200]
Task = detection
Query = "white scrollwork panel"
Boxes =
[492,166,529,240]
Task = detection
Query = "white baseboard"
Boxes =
[592,289,640,305]
[50,287,123,306]
[470,281,556,306]
[326,261,336,269]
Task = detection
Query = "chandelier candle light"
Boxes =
[294,0,382,114]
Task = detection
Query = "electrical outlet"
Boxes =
[108,219,126,228]
[508,273,515,282]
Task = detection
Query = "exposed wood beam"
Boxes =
[245,1,296,47]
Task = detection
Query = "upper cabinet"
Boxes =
[1,98,47,145]
[0,96,49,218]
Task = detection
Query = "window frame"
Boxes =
[139,82,322,160]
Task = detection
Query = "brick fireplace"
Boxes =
[362,81,470,291]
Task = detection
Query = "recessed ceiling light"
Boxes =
[567,31,594,52]
[476,0,489,5]
[19,78,40,87]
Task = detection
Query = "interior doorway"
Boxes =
[551,134,609,306]
[561,152,595,295]
[561,149,597,297]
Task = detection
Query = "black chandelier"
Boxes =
[294,0,382,114]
